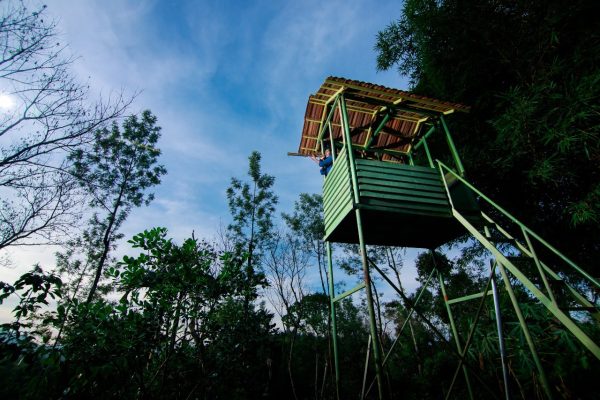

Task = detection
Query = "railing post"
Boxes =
[326,241,340,400]
[522,228,557,305]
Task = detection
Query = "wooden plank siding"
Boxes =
[321,156,477,248]
[323,151,353,236]
[355,159,452,218]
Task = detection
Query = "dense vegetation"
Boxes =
[375,0,600,271]
[1,1,599,399]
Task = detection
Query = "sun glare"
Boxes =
[0,93,15,110]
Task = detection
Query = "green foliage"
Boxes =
[69,110,167,301]
[283,293,329,337]
[0,228,281,399]
[282,193,325,249]
[0,265,62,342]
[227,151,278,260]
[226,151,276,326]
[375,0,600,270]
[0,266,64,399]
[0,266,62,320]
[71,110,166,209]
[415,250,451,279]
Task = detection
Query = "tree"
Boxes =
[264,230,308,332]
[0,265,64,399]
[263,229,310,400]
[69,110,166,302]
[375,0,600,272]
[226,151,277,308]
[282,193,328,294]
[0,1,130,250]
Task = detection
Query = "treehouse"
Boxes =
[296,77,480,249]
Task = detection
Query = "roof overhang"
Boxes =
[297,77,470,160]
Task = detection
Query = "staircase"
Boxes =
[437,160,600,360]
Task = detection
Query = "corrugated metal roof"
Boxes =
[297,77,469,161]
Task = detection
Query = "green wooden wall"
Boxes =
[356,159,451,218]
[322,155,472,248]
[323,150,353,237]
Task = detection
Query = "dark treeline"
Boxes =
[1,1,599,399]
[375,0,600,271]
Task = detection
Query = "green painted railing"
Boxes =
[438,160,599,291]
[437,160,600,362]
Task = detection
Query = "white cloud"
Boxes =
[1,0,420,324]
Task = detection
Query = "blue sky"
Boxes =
[48,0,408,239]
[2,0,425,318]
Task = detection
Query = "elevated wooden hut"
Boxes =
[296,77,479,249]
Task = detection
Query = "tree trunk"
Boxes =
[288,329,299,400]
[53,264,87,347]
[169,291,184,356]
[86,183,126,303]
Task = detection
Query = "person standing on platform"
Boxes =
[311,148,333,176]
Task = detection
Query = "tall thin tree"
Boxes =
[226,151,277,307]
[69,110,166,302]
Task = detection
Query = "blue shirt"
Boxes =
[319,156,333,176]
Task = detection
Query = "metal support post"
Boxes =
[361,335,372,400]
[422,137,435,168]
[439,115,465,176]
[356,209,385,400]
[496,261,553,400]
[326,241,340,400]
[437,263,474,400]
[339,92,385,399]
[490,260,511,400]
[328,121,336,162]
[445,269,494,400]
[339,94,360,205]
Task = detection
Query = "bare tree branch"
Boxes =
[0,1,132,250]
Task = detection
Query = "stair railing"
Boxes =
[436,160,600,360]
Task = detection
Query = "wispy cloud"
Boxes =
[0,0,425,326]
[1,0,410,303]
